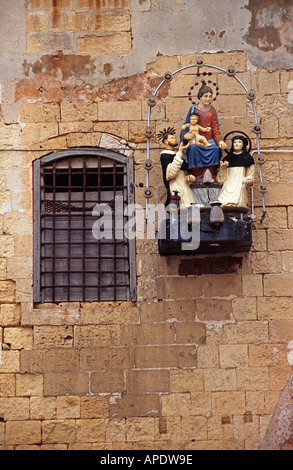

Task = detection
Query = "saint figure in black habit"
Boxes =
[158,127,195,207]
[218,135,255,209]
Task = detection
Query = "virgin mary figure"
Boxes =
[180,85,227,183]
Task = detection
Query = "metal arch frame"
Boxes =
[145,61,265,220]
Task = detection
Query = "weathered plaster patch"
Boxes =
[15,72,169,103]
[245,0,293,53]
[287,80,293,105]
[103,63,113,77]
[22,50,96,81]
[136,0,151,10]
[287,341,293,365]
[95,73,169,102]
[99,133,135,158]
[0,202,12,215]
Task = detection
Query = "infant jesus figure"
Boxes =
[181,113,211,147]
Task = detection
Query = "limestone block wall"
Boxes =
[26,0,132,55]
[0,0,293,451]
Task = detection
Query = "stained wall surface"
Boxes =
[0,0,293,450]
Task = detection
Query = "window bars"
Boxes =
[33,149,136,303]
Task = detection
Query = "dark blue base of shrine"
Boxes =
[158,212,253,255]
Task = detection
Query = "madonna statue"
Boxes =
[180,85,227,183]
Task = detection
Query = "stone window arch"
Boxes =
[33,147,136,303]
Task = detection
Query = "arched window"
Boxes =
[33,148,136,303]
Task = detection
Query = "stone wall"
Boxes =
[0,0,293,450]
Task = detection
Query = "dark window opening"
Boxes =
[43,166,125,193]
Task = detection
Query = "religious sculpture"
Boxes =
[157,84,255,215]
[155,67,257,255]
[218,135,255,209]
[157,127,195,207]
[180,84,227,183]
[181,113,211,147]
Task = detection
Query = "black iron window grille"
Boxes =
[33,149,136,303]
